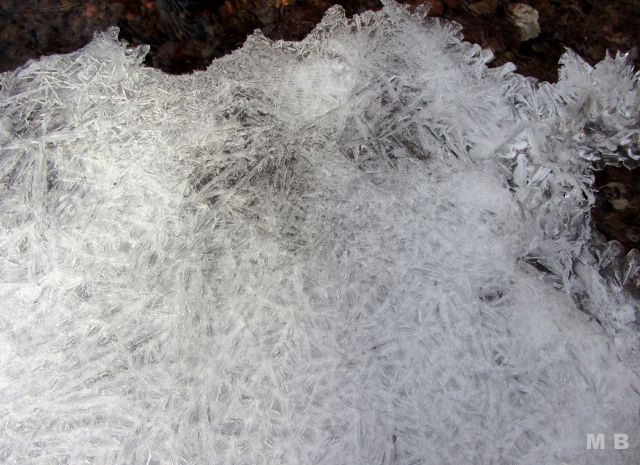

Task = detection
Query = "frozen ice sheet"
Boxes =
[0,2,639,464]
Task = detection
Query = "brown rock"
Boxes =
[531,0,554,18]
[508,3,541,41]
[468,0,497,16]
[485,35,504,53]
[429,0,444,16]
[587,43,606,62]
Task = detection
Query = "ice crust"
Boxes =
[1,2,640,464]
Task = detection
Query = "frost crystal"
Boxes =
[1,3,639,464]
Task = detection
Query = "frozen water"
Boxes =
[1,2,639,464]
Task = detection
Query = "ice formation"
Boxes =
[1,2,639,464]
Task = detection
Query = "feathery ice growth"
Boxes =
[0,2,639,464]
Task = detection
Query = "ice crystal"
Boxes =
[1,3,639,464]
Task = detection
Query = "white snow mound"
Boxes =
[1,2,639,464]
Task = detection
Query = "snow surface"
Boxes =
[1,2,639,464]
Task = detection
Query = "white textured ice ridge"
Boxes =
[1,2,639,464]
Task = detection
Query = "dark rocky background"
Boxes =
[3,1,639,81]
[1,0,639,254]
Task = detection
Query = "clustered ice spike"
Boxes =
[0,2,639,464]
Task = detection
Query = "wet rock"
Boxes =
[587,42,606,62]
[485,34,505,53]
[592,166,640,252]
[468,0,497,16]
[428,0,444,16]
[600,181,631,211]
[508,3,540,41]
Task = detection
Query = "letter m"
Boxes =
[586,433,605,450]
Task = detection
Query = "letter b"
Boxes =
[614,434,629,450]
